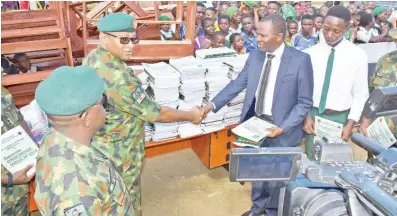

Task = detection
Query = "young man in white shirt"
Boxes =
[303,5,369,160]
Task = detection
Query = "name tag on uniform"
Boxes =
[64,203,87,216]
[131,86,146,104]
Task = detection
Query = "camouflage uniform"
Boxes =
[1,87,30,216]
[34,128,134,215]
[369,50,397,138]
[83,45,161,213]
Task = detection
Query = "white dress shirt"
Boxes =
[305,38,369,122]
[255,43,285,116]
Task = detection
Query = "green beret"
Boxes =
[373,6,387,17]
[97,13,136,32]
[158,15,171,21]
[35,66,104,116]
[245,1,260,8]
[227,6,239,19]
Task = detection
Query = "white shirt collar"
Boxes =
[267,42,285,58]
[320,37,347,52]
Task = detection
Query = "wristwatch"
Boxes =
[5,172,13,187]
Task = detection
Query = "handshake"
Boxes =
[188,104,214,124]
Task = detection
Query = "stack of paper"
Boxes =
[177,100,203,138]
[144,123,153,142]
[200,59,230,104]
[152,122,179,142]
[143,62,181,109]
[130,65,150,90]
[169,56,206,106]
[195,47,237,59]
[201,105,228,134]
[223,54,249,80]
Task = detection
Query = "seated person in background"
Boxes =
[194,17,215,51]
[356,12,390,43]
[205,7,220,31]
[159,15,179,41]
[13,53,37,73]
[34,66,134,215]
[285,20,298,46]
[1,55,22,75]
[211,31,226,48]
[291,14,318,50]
[229,32,246,54]
[240,14,258,53]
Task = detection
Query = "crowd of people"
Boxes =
[1,1,396,216]
[159,1,396,53]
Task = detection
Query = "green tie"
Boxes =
[318,48,335,114]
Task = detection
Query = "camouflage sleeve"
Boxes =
[115,83,161,123]
[52,195,103,216]
[369,60,382,91]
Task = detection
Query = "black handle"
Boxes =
[351,133,386,156]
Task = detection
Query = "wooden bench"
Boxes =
[1,2,74,107]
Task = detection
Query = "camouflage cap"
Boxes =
[35,66,104,116]
[97,13,136,32]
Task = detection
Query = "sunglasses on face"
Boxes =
[104,32,140,45]
[79,94,108,118]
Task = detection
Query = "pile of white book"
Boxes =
[169,56,206,106]
[130,65,150,90]
[223,54,249,80]
[143,62,181,109]
[152,122,179,142]
[177,100,203,138]
[195,47,237,59]
[144,123,153,142]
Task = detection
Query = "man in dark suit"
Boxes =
[201,14,314,216]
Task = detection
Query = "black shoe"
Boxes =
[241,210,264,216]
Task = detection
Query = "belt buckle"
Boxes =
[324,109,334,115]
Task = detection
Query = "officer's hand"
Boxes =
[303,114,316,135]
[13,164,35,185]
[267,127,284,138]
[359,117,371,137]
[341,124,354,141]
[189,106,203,124]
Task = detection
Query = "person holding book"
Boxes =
[1,86,36,216]
[201,14,313,216]
[33,66,134,215]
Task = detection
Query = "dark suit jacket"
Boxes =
[212,46,314,147]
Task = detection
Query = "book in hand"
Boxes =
[233,136,263,148]
[231,116,276,143]
[1,125,38,175]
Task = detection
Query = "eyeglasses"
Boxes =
[104,32,140,45]
[79,94,108,118]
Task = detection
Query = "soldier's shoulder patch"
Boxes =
[64,203,88,216]
[131,86,146,104]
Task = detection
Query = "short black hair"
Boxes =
[202,17,214,26]
[220,2,229,7]
[212,31,226,40]
[241,14,253,22]
[229,32,241,42]
[206,7,217,14]
[196,2,206,8]
[260,14,287,39]
[301,14,314,22]
[268,1,281,9]
[287,19,298,26]
[313,14,324,20]
[359,12,373,27]
[218,14,230,23]
[356,10,366,17]
[13,53,28,61]
[326,5,351,24]
[171,7,177,19]
[259,5,267,9]
[307,6,316,12]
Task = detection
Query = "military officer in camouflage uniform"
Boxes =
[1,86,36,216]
[359,28,397,138]
[83,13,203,215]
[34,66,134,215]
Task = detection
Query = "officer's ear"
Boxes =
[80,111,91,128]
